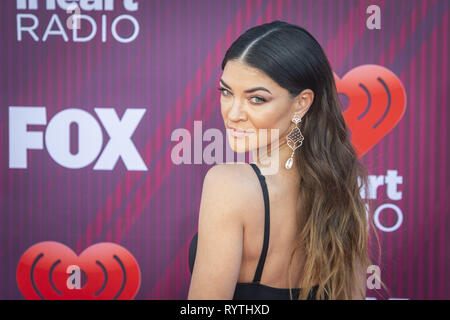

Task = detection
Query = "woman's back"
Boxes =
[189,162,321,299]
[237,162,306,288]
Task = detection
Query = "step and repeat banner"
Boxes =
[1,0,448,300]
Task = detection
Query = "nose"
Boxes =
[227,98,247,122]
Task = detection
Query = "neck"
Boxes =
[250,137,299,176]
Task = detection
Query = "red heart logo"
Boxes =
[16,241,141,300]
[334,65,407,157]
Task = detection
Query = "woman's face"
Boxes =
[219,59,298,153]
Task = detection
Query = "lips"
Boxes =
[227,126,255,138]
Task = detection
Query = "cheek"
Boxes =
[253,106,292,144]
[252,105,288,131]
[220,98,290,135]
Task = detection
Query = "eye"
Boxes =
[217,87,232,97]
[250,96,266,104]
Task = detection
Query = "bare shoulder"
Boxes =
[204,162,257,186]
[200,163,261,222]
[189,162,259,298]
[203,162,259,196]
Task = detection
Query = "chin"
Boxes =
[227,135,272,155]
[227,139,251,153]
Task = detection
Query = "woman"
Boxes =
[187,20,383,300]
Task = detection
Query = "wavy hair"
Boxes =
[221,20,388,299]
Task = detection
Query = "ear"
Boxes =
[292,89,314,118]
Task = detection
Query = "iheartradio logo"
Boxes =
[16,241,141,300]
[335,64,407,157]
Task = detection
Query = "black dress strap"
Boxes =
[249,163,270,284]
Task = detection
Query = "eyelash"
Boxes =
[217,87,267,104]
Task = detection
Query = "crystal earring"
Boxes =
[285,114,304,169]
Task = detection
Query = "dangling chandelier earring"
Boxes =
[285,114,304,169]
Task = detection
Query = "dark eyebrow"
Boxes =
[220,78,272,95]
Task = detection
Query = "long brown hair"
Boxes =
[222,20,389,299]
